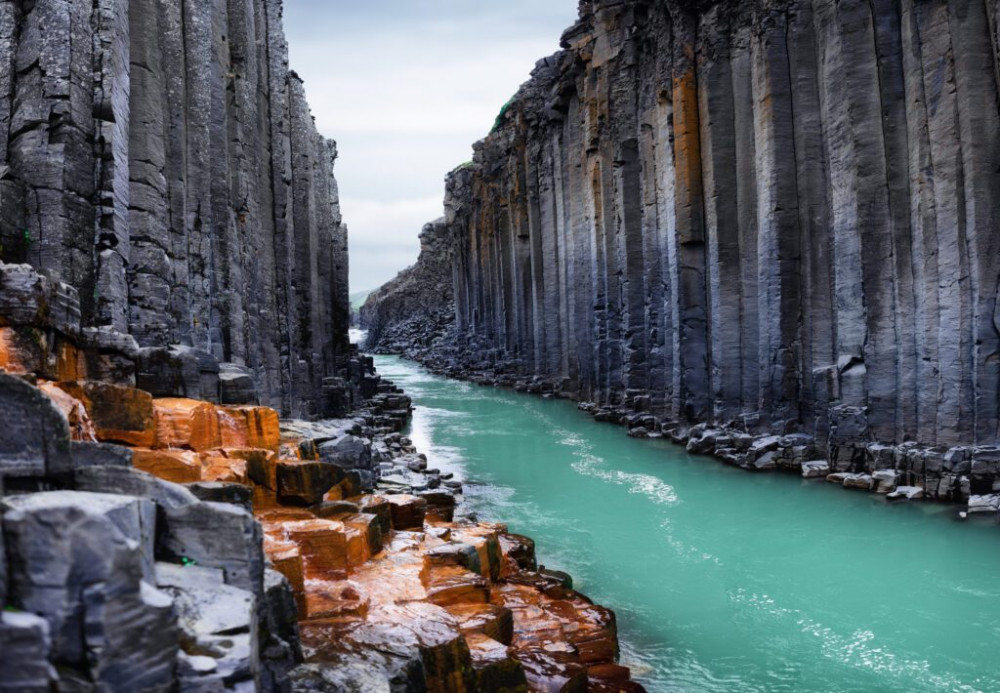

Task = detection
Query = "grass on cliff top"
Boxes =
[350,290,373,311]
[491,95,517,133]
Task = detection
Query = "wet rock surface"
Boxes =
[0,281,641,690]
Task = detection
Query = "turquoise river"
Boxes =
[373,355,1000,693]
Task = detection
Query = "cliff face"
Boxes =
[360,217,456,356]
[372,0,1000,460]
[0,0,352,419]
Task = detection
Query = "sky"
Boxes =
[283,0,580,294]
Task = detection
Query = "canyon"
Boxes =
[0,0,639,691]
[364,0,1000,508]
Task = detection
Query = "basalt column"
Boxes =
[0,0,353,419]
[371,0,1000,453]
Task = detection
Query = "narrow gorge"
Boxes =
[365,0,1000,504]
[0,1,640,691]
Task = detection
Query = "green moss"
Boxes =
[491,95,517,133]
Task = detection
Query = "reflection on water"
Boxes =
[374,355,1000,693]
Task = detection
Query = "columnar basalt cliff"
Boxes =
[0,0,352,420]
[366,0,1000,502]
[360,217,456,357]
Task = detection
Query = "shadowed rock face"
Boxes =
[361,218,456,357]
[369,0,1000,453]
[0,0,351,420]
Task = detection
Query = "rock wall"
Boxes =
[0,0,351,419]
[376,0,1000,461]
[360,217,456,356]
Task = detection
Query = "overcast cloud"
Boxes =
[283,0,580,293]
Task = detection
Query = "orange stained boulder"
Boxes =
[219,405,280,451]
[424,565,490,608]
[466,632,529,693]
[444,603,514,646]
[132,449,202,484]
[38,381,96,442]
[356,495,392,534]
[200,455,248,485]
[276,459,343,506]
[54,380,155,447]
[0,327,82,381]
[264,537,306,611]
[450,524,504,581]
[385,494,428,531]
[285,519,352,578]
[304,579,371,620]
[153,398,222,451]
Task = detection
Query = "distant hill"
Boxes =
[350,290,373,311]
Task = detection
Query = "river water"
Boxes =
[373,355,1000,693]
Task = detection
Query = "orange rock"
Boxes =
[0,326,43,375]
[218,406,280,451]
[338,513,383,558]
[200,455,248,485]
[54,381,155,447]
[357,495,392,534]
[424,565,490,608]
[305,579,370,620]
[446,603,514,645]
[38,381,96,442]
[265,538,306,612]
[153,398,222,451]
[451,525,503,581]
[0,327,82,381]
[386,494,428,531]
[466,632,528,693]
[276,459,343,506]
[286,519,351,579]
[132,448,202,484]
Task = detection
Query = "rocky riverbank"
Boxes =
[0,262,642,691]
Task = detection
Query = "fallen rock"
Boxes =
[887,486,925,502]
[185,482,254,513]
[967,494,1000,514]
[318,434,372,471]
[801,460,830,479]
[156,562,257,689]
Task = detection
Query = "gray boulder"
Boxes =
[220,363,260,405]
[186,481,255,513]
[0,262,80,336]
[0,611,57,692]
[159,501,265,594]
[2,491,178,690]
[137,345,221,403]
[0,373,72,481]
[74,465,200,510]
[70,440,134,469]
[318,434,372,472]
[157,562,258,690]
